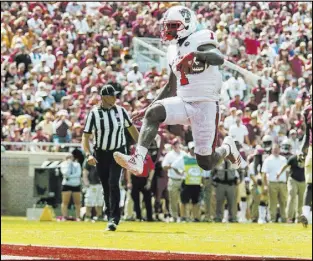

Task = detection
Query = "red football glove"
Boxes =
[131,108,146,122]
[176,52,195,85]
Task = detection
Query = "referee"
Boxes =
[82,85,139,231]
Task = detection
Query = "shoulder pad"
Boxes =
[188,29,219,48]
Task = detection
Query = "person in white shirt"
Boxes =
[223,107,237,130]
[227,34,240,57]
[29,46,42,67]
[77,2,101,15]
[225,72,247,100]
[229,18,243,33]
[43,46,56,70]
[65,2,82,15]
[229,117,250,146]
[127,63,143,84]
[262,143,288,223]
[73,12,90,34]
[21,84,36,104]
[81,59,99,79]
[27,13,45,35]
[162,139,187,222]
[33,57,51,75]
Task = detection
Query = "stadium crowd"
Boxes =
[1,2,312,224]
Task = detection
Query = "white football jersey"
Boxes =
[167,29,223,102]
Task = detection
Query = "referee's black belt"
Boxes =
[94,146,124,152]
[215,179,236,186]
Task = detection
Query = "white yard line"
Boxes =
[1,255,54,260]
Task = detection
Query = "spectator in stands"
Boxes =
[31,125,49,142]
[229,94,245,111]
[127,63,143,84]
[229,113,250,146]
[223,107,237,130]
[245,94,258,112]
[252,79,266,105]
[53,110,72,145]
[225,72,247,101]
[245,112,262,147]
[71,122,83,143]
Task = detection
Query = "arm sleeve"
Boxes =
[83,111,95,134]
[197,30,219,47]
[122,107,132,128]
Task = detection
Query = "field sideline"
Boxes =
[1,217,312,260]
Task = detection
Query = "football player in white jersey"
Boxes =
[114,6,247,176]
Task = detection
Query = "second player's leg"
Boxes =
[138,103,166,148]
[114,97,189,175]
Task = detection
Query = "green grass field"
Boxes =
[1,217,312,259]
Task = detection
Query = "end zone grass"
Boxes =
[1,217,312,259]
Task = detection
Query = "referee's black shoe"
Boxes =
[106,220,117,231]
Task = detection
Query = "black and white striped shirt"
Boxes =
[83,105,132,151]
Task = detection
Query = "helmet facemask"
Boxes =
[160,6,197,45]
[160,21,185,43]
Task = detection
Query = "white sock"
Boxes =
[223,209,229,221]
[261,206,267,221]
[258,206,262,221]
[240,201,247,220]
[136,145,148,160]
[258,206,266,221]
[302,206,311,219]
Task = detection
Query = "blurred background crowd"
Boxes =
[1,2,312,224]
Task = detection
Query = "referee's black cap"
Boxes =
[100,85,119,96]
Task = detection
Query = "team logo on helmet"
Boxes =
[179,8,191,23]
